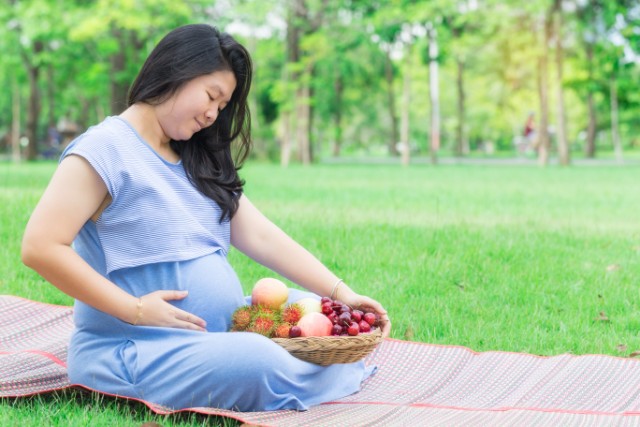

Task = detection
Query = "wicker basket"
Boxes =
[272,329,383,365]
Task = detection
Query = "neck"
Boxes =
[119,104,178,163]
[120,103,170,147]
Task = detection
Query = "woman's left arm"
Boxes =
[230,194,390,336]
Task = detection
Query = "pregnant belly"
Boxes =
[108,251,247,332]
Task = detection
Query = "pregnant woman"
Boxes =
[21,23,390,411]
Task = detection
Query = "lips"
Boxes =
[195,119,204,132]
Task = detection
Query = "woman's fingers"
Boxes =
[158,289,189,301]
[137,290,207,331]
[173,309,207,331]
[378,313,391,338]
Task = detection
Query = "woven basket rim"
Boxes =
[272,328,383,365]
[272,328,382,345]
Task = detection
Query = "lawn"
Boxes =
[2,160,639,425]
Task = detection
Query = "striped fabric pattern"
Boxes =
[60,116,230,275]
[2,295,640,426]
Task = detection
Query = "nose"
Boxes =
[205,108,218,125]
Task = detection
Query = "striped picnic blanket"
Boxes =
[2,295,640,426]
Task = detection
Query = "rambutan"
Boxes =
[259,306,276,315]
[273,322,292,338]
[281,303,303,324]
[231,305,253,331]
[247,316,276,337]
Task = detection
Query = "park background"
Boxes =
[2,1,640,425]
[2,0,640,164]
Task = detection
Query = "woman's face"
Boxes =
[155,70,237,142]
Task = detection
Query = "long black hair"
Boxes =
[127,24,252,222]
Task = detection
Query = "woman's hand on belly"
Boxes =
[134,290,207,331]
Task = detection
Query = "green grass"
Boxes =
[2,160,640,425]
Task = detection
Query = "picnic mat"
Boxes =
[3,295,640,426]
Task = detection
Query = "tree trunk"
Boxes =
[584,39,597,158]
[455,56,467,156]
[383,49,400,156]
[247,35,266,160]
[554,1,570,166]
[110,27,129,114]
[332,73,343,157]
[296,80,311,165]
[280,111,291,168]
[427,24,440,165]
[11,75,21,162]
[47,63,55,128]
[281,1,301,167]
[296,62,314,165]
[24,40,44,161]
[610,74,623,163]
[400,43,411,166]
[537,14,551,166]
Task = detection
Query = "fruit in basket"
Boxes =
[247,314,276,337]
[289,325,302,338]
[321,302,333,315]
[297,312,333,337]
[347,322,360,336]
[338,311,352,326]
[363,312,377,326]
[230,305,253,331]
[281,303,303,324]
[251,278,289,309]
[326,311,338,324]
[296,297,322,315]
[274,322,293,338]
[331,324,343,336]
[316,298,382,336]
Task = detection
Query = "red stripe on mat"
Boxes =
[0,349,67,367]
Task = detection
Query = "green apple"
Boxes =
[295,297,322,315]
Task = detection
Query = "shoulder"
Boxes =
[60,117,137,196]
[62,117,131,159]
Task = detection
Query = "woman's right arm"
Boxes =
[21,155,206,331]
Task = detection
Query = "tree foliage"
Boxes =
[2,0,639,162]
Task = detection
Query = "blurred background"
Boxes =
[1,0,639,166]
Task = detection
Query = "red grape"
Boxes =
[321,302,333,315]
[347,322,360,336]
[338,312,352,326]
[359,320,371,333]
[289,325,302,338]
[363,312,376,326]
[327,311,338,324]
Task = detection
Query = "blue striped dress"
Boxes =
[61,117,374,411]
